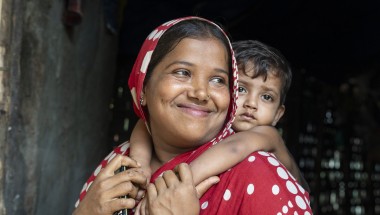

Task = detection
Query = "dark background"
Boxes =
[107,1,380,214]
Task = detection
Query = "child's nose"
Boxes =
[243,96,257,109]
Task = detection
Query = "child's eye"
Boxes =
[238,86,247,93]
[262,94,273,101]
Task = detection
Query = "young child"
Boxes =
[129,40,310,192]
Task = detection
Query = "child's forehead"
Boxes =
[238,64,280,79]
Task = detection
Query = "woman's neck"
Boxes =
[150,141,196,173]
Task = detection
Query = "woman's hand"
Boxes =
[135,163,219,215]
[73,155,147,215]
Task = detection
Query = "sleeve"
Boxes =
[199,151,313,214]
[74,142,131,208]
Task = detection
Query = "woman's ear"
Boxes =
[140,88,147,106]
[272,105,285,126]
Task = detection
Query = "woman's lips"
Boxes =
[177,103,211,117]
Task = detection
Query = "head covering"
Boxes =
[128,16,238,139]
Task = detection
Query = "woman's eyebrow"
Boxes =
[165,61,229,75]
[165,61,193,69]
[215,68,229,76]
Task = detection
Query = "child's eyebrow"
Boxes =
[261,86,280,95]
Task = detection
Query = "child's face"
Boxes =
[233,66,285,132]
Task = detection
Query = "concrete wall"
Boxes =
[1,0,117,214]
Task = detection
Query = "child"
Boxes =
[129,40,310,192]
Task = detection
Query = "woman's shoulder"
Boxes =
[226,151,306,193]
[207,151,312,214]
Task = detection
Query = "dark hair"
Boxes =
[232,40,292,105]
[144,19,232,85]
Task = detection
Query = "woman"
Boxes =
[73,17,312,214]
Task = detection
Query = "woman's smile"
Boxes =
[176,102,213,118]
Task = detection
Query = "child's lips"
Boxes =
[241,112,255,120]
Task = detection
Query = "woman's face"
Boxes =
[143,38,230,149]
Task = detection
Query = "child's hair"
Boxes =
[232,40,292,105]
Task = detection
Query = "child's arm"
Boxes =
[190,126,310,192]
[129,119,153,180]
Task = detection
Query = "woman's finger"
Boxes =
[146,183,157,203]
[195,176,220,198]
[107,197,136,213]
[93,167,147,200]
[135,200,142,215]
[104,180,139,200]
[98,155,140,179]
[174,163,193,184]
[141,198,149,215]
[153,176,167,195]
[162,170,180,188]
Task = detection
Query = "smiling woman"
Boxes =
[142,37,230,150]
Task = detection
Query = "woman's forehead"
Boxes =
[157,38,229,70]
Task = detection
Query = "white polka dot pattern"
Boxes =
[268,157,280,166]
[286,181,298,194]
[272,184,280,195]
[248,155,256,162]
[295,195,307,209]
[247,184,255,195]
[258,151,270,156]
[282,205,289,213]
[277,167,289,180]
[223,189,231,201]
[201,201,208,209]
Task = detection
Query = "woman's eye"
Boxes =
[210,77,227,85]
[174,69,190,76]
[238,86,247,93]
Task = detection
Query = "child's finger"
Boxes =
[195,176,220,198]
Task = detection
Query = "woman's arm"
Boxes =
[129,119,153,180]
[190,125,310,192]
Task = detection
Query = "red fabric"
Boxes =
[75,16,313,214]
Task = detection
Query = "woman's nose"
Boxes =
[188,80,210,101]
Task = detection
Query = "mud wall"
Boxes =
[1,0,117,214]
